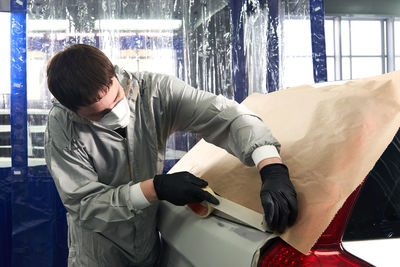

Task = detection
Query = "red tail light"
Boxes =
[258,183,373,266]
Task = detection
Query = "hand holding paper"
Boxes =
[259,163,298,233]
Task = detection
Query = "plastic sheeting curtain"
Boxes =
[26,0,184,167]
[279,0,315,88]
[165,0,235,170]
[244,0,326,92]
[26,0,235,170]
[26,0,323,165]
[244,0,270,94]
[182,0,233,98]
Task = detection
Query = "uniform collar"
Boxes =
[115,65,140,101]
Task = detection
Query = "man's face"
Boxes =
[77,77,125,121]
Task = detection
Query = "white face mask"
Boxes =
[97,98,130,130]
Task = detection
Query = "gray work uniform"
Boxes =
[44,66,280,267]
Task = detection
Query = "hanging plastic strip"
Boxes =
[309,0,328,83]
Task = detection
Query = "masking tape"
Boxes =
[187,186,215,218]
[187,186,268,232]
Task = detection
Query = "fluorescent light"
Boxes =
[26,19,182,32]
[95,19,182,31]
[27,19,69,32]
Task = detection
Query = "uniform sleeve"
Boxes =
[44,109,140,232]
[154,74,281,166]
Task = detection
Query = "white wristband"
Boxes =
[130,183,151,210]
[251,145,281,167]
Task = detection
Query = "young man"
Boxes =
[45,44,297,266]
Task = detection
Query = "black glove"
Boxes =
[260,163,298,233]
[153,171,219,206]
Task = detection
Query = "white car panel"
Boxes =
[158,201,275,267]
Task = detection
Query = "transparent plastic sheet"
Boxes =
[26,0,183,167]
[182,0,232,97]
[279,0,314,88]
[27,2,66,167]
[244,0,269,94]
[165,0,233,171]
[243,0,317,92]
[26,0,230,171]
[0,13,11,168]
[266,0,281,93]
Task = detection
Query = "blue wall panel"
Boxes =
[11,171,67,267]
[0,168,12,267]
[8,1,69,266]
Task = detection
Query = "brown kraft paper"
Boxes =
[168,71,400,254]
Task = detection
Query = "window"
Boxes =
[394,20,400,70]
[324,19,335,81]
[345,20,385,79]
[343,129,400,241]
[325,17,386,81]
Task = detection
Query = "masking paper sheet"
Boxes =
[168,71,400,254]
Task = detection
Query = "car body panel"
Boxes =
[158,201,275,267]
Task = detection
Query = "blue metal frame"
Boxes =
[10,0,27,176]
[310,0,327,83]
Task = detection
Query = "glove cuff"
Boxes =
[153,175,164,200]
[259,163,289,182]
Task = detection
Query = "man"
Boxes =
[45,44,297,266]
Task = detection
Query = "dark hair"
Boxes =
[46,44,116,112]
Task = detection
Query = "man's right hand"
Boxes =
[153,171,219,206]
[259,163,298,233]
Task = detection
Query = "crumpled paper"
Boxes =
[168,71,400,254]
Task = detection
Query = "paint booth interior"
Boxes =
[1,0,400,266]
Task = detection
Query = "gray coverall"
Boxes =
[44,66,279,266]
